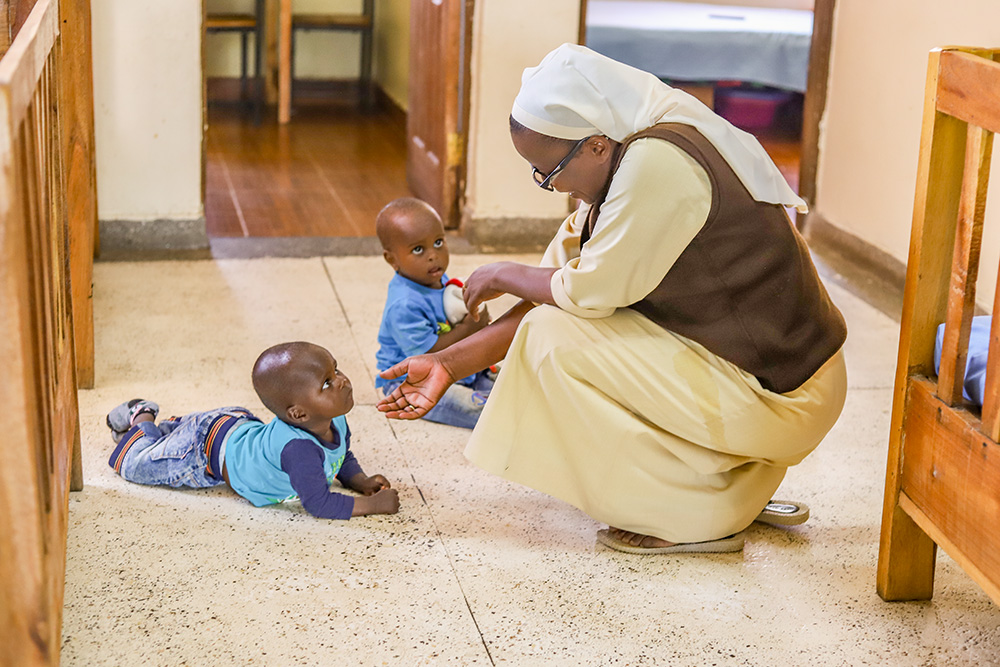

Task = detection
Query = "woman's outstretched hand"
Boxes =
[377,354,455,419]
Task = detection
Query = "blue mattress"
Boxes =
[935,315,991,407]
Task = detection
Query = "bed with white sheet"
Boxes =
[585,1,814,92]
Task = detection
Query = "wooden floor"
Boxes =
[205,103,801,238]
[205,103,410,238]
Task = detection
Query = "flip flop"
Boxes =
[596,529,745,554]
[754,500,810,526]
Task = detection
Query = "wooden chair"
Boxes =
[206,0,266,124]
[878,46,1000,605]
[1,0,84,663]
[278,0,374,123]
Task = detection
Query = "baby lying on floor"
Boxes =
[106,341,399,520]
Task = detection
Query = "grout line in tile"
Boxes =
[320,258,379,385]
[406,469,496,666]
[364,360,496,663]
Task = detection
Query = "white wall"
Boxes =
[816,0,1000,304]
[91,0,203,221]
[466,0,581,222]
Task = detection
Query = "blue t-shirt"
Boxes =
[375,272,477,389]
[224,415,364,519]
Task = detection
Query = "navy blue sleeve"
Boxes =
[335,422,365,485]
[280,439,355,520]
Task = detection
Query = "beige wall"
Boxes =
[816,0,1000,304]
[466,0,581,222]
[91,0,203,221]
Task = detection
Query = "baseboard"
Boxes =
[206,77,264,104]
[207,76,400,113]
[98,218,209,260]
[802,211,906,322]
[462,216,565,253]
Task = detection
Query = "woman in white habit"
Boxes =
[378,44,847,554]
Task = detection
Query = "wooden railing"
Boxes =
[2,0,94,389]
[0,0,84,664]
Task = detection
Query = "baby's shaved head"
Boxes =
[375,197,441,249]
[252,341,325,417]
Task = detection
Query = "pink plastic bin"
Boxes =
[714,88,793,131]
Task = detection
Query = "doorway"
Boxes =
[579,0,834,210]
[202,0,411,239]
[201,0,475,240]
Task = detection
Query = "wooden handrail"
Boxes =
[0,0,83,664]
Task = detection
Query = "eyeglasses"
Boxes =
[531,135,597,191]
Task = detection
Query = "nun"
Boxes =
[378,43,847,554]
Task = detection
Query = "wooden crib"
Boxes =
[878,46,1000,605]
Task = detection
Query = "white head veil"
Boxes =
[511,43,808,213]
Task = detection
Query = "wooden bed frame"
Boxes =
[878,46,1000,605]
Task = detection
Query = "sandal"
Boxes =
[596,528,745,554]
[754,500,809,526]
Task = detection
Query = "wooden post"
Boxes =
[58,0,97,391]
[876,48,961,601]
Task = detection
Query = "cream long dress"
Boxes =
[464,138,847,543]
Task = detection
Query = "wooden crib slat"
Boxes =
[936,124,993,406]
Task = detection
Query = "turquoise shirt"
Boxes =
[224,415,348,507]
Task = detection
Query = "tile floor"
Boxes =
[63,253,1000,666]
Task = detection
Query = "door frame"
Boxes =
[798,0,835,213]
[452,0,476,229]
[406,0,476,229]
